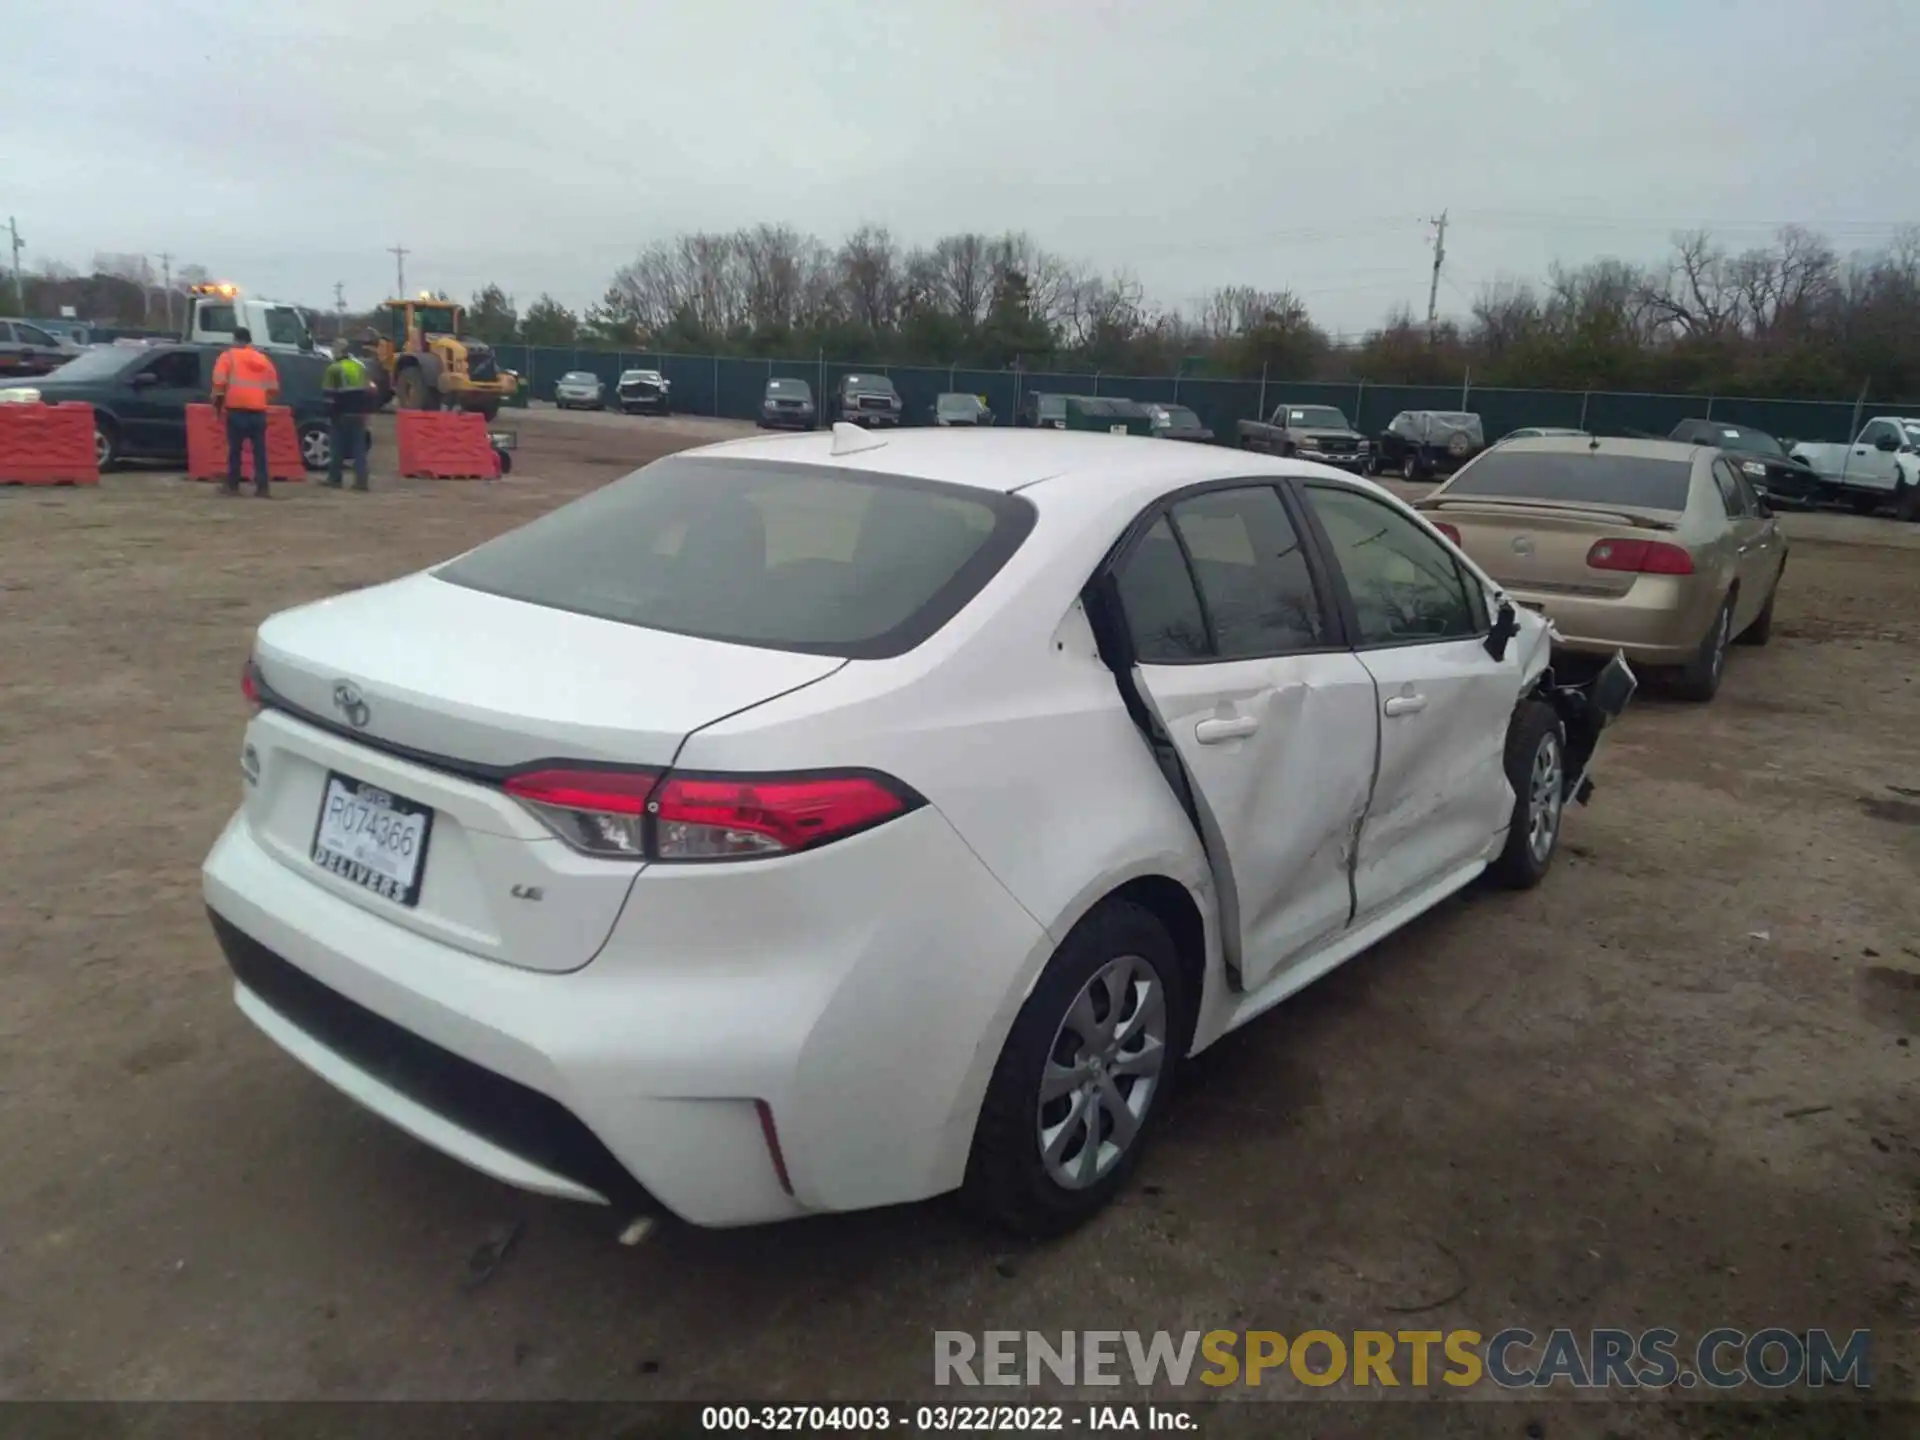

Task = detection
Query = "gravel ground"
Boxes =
[1,411,1916,1437]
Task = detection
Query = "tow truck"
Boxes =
[182,282,317,356]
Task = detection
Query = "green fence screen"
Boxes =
[488,345,1894,447]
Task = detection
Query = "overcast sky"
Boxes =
[11,0,1917,334]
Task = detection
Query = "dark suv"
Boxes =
[828,373,902,427]
[0,342,338,471]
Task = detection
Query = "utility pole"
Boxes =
[333,280,346,340]
[7,216,24,312]
[158,251,173,332]
[387,244,409,298]
[1425,209,1448,344]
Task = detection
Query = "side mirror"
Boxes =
[1875,434,1899,452]
[1484,599,1521,662]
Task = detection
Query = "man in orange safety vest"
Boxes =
[211,327,281,497]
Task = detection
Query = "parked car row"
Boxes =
[552,368,675,415]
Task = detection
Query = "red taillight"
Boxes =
[1432,520,1462,546]
[1586,538,1695,575]
[504,767,660,857]
[504,767,659,814]
[502,766,916,861]
[241,659,261,708]
[651,772,912,860]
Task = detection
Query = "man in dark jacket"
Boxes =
[321,338,375,491]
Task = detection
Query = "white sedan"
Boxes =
[203,424,1632,1235]
[552,370,605,410]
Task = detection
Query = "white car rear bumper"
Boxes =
[203,803,1051,1227]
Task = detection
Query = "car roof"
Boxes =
[682,425,1378,501]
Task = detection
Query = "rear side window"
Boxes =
[1168,486,1324,657]
[199,303,236,334]
[1447,450,1695,511]
[1113,517,1209,662]
[436,459,1034,659]
[1112,486,1326,662]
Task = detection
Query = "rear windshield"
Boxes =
[436,458,1036,659]
[1038,396,1067,418]
[1446,449,1695,511]
[937,394,981,413]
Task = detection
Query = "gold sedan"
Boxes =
[1414,436,1787,701]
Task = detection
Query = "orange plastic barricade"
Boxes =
[395,410,500,479]
[0,402,99,485]
[184,404,307,482]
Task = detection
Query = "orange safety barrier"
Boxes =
[184,404,306,482]
[395,409,501,479]
[0,402,100,486]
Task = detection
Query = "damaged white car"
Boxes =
[203,425,1633,1237]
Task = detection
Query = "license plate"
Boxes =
[488,430,517,450]
[311,772,433,907]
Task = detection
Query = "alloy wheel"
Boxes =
[301,428,331,470]
[93,426,112,469]
[1527,731,1564,864]
[1036,954,1167,1190]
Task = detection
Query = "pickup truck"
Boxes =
[1789,416,1920,519]
[1236,402,1370,470]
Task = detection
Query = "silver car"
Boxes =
[553,370,605,411]
[0,318,84,378]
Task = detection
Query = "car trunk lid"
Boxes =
[1423,498,1680,598]
[244,574,843,971]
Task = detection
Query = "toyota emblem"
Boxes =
[332,681,371,729]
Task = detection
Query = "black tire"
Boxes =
[1401,452,1421,482]
[963,900,1187,1238]
[1486,700,1568,891]
[494,448,513,475]
[94,416,119,472]
[1897,485,1920,523]
[1848,494,1882,516]
[1736,583,1776,647]
[394,367,430,411]
[1669,592,1734,702]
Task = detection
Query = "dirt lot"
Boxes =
[2,410,1916,1436]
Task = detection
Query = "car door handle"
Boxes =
[1383,694,1427,717]
[1194,716,1258,744]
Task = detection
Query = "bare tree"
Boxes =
[1468,279,1542,356]
[837,224,900,332]
[925,233,993,326]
